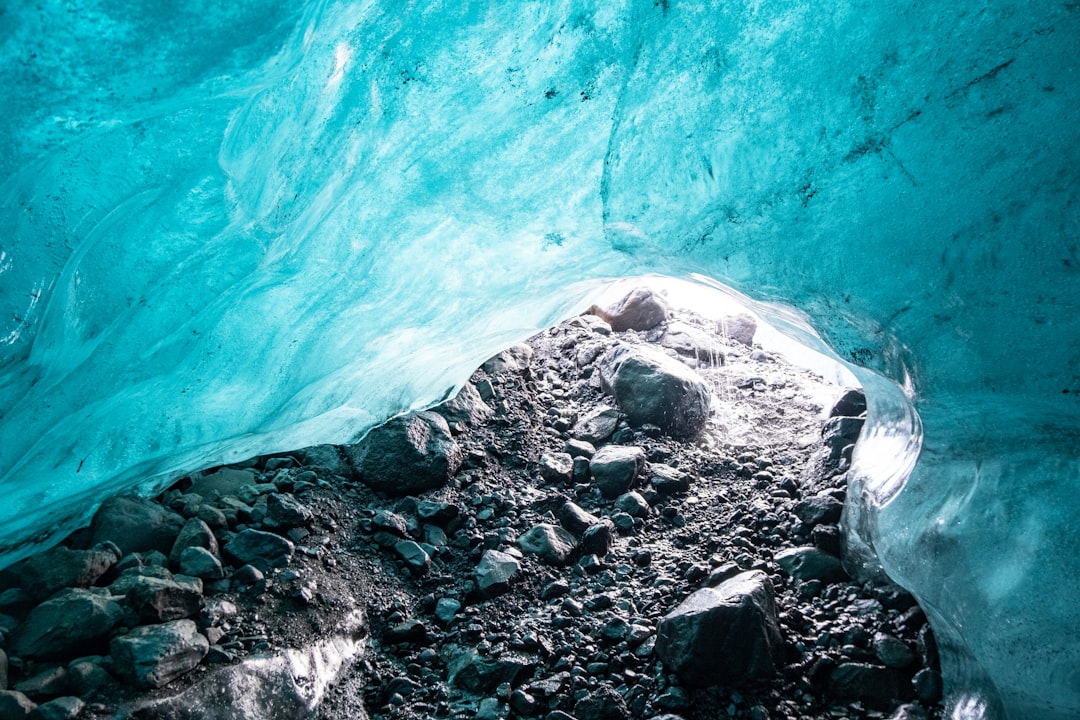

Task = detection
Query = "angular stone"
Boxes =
[344,411,462,496]
[655,570,783,685]
[718,312,757,346]
[393,540,431,576]
[873,632,916,669]
[222,529,294,571]
[7,544,120,601]
[435,598,461,624]
[556,501,600,536]
[27,696,84,720]
[793,495,844,526]
[614,491,650,518]
[481,343,533,374]
[110,619,209,689]
[169,518,218,566]
[538,453,574,484]
[589,287,669,332]
[296,445,350,475]
[589,445,645,499]
[649,464,692,496]
[517,524,577,565]
[264,493,313,529]
[0,691,35,719]
[580,522,614,557]
[12,589,123,661]
[571,406,620,444]
[178,547,225,580]
[475,550,520,598]
[14,665,68,700]
[433,380,493,426]
[446,646,538,693]
[829,387,867,417]
[89,495,185,557]
[573,685,631,720]
[775,547,847,584]
[126,576,204,623]
[598,345,711,438]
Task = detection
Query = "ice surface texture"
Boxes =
[1,2,1077,717]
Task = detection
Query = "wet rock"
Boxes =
[177,547,224,580]
[344,411,463,496]
[26,696,83,720]
[89,495,186,557]
[889,704,929,720]
[774,547,847,584]
[588,287,669,332]
[597,345,711,438]
[446,647,538,693]
[571,407,620,444]
[557,501,600,536]
[660,321,726,366]
[296,445,350,475]
[655,570,783,685]
[12,589,123,660]
[6,544,120,601]
[829,387,867,417]
[264,493,313,529]
[482,343,533,374]
[538,453,574,484]
[435,381,494,426]
[476,550,520,598]
[828,662,912,709]
[792,495,844,527]
[169,518,219,566]
[564,439,597,458]
[393,541,431,576]
[14,666,69,700]
[435,598,461,624]
[0,691,36,719]
[648,464,692,496]
[573,685,631,720]
[614,491,650,518]
[126,576,204,623]
[873,632,916,669]
[111,619,209,689]
[589,445,645,499]
[718,313,757,346]
[222,529,294,571]
[66,658,111,696]
[913,668,943,703]
[517,524,577,565]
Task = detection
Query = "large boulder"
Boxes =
[597,345,711,438]
[222,529,294,572]
[588,287,669,332]
[775,547,848,584]
[433,381,493,426]
[126,576,204,623]
[11,588,123,660]
[89,495,185,557]
[718,313,757,346]
[589,445,645,499]
[344,411,462,496]
[169,518,218,566]
[110,619,209,689]
[5,543,120,601]
[655,570,783,686]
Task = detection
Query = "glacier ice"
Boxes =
[1,1,1078,718]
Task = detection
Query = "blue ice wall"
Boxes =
[1,1,1078,717]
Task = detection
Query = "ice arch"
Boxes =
[1,1,1077,718]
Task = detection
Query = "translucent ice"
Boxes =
[1,2,1078,718]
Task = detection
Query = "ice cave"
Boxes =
[0,1,1077,718]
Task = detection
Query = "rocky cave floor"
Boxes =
[0,295,943,720]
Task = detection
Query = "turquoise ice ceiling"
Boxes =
[1,1,1078,718]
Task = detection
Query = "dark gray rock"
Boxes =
[648,464,692,496]
[597,345,711,438]
[913,668,943,703]
[434,381,493,426]
[0,691,35,719]
[889,704,929,720]
[556,501,600,536]
[177,547,224,580]
[393,541,431,576]
[482,344,533,374]
[775,547,847,584]
[126,576,204,623]
[538,453,574,484]
[655,570,783,685]
[169,518,218,566]
[873,632,916,669]
[264,493,313,529]
[517,524,577,565]
[475,550,520,598]
[829,387,867,417]
[66,658,112,696]
[0,648,6,690]
[660,321,726,366]
[222,529,294,572]
[90,495,185,557]
[581,522,614,557]
[446,646,538,693]
[564,439,596,458]
[8,544,120,601]
[11,589,123,660]
[718,312,757,346]
[573,685,630,720]
[344,411,462,496]
[27,696,83,720]
[828,662,911,709]
[614,491,650,518]
[588,287,669,332]
[792,495,844,526]
[111,619,209,689]
[297,445,350,475]
[14,665,69,700]
[571,406,620,444]
[589,445,645,499]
